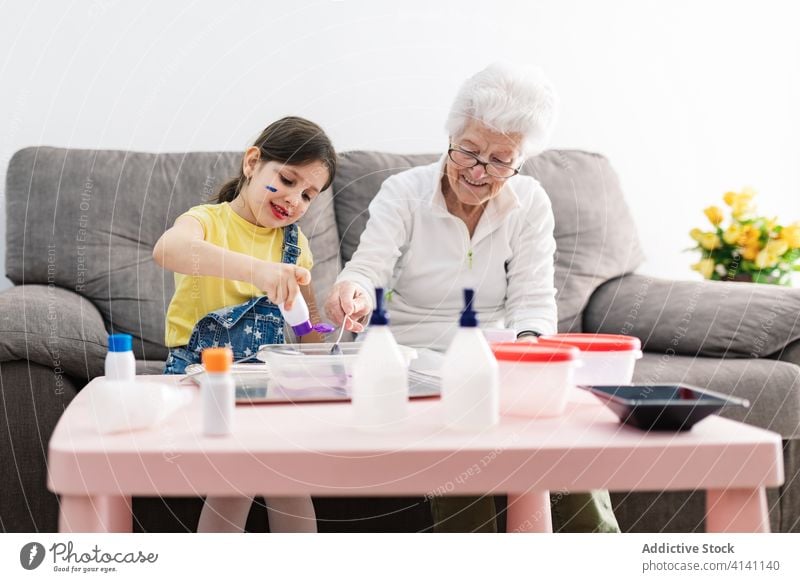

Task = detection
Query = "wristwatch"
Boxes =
[516,330,542,339]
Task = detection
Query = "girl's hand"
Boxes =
[515,335,539,344]
[324,281,371,332]
[255,262,311,309]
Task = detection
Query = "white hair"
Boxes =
[445,62,559,158]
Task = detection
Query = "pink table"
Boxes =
[48,375,784,533]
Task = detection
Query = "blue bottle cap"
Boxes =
[369,288,390,326]
[459,289,479,328]
[108,333,133,352]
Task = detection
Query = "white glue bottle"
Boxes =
[200,347,235,436]
[442,289,499,430]
[105,334,136,381]
[351,287,409,429]
[279,292,335,336]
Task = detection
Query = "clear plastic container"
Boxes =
[492,344,581,417]
[536,333,643,385]
[257,343,417,392]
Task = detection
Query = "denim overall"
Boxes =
[163,223,301,375]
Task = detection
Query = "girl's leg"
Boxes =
[265,496,317,533]
[197,496,254,533]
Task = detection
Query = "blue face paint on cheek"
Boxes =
[265,185,277,193]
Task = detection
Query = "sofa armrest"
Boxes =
[0,285,107,380]
[583,274,800,358]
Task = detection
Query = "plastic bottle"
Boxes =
[279,291,335,336]
[351,288,408,428]
[442,289,499,430]
[200,347,235,436]
[105,334,136,381]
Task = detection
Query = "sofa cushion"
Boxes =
[0,285,107,380]
[633,352,800,438]
[585,274,800,359]
[332,150,644,331]
[5,147,342,360]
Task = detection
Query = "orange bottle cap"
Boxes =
[202,347,233,372]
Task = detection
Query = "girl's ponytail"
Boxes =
[212,116,337,204]
[213,174,246,204]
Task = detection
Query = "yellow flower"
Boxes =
[722,224,741,245]
[737,224,760,248]
[755,249,779,269]
[689,228,704,242]
[765,238,789,257]
[691,258,715,279]
[699,232,721,250]
[723,188,756,219]
[703,205,724,226]
[723,191,738,206]
[780,222,800,249]
[740,242,761,261]
[732,199,754,220]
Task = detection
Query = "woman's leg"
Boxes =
[265,497,317,533]
[550,490,620,533]
[197,496,255,533]
[431,496,497,533]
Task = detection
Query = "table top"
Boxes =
[48,375,784,497]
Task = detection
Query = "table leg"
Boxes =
[59,495,132,533]
[706,488,770,533]
[506,491,552,533]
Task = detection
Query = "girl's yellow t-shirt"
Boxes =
[164,203,313,347]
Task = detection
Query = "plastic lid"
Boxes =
[202,347,233,372]
[492,343,579,363]
[369,288,389,326]
[312,323,336,334]
[108,334,132,353]
[292,321,314,336]
[459,288,478,328]
[291,321,336,336]
[537,333,642,352]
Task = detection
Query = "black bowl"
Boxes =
[578,384,750,431]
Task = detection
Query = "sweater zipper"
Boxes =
[456,219,473,270]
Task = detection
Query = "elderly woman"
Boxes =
[325,62,618,533]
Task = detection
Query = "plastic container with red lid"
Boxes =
[536,333,643,385]
[491,344,581,417]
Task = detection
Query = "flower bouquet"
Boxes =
[689,187,800,285]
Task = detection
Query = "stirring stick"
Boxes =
[330,314,349,355]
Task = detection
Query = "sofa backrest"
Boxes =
[332,150,645,331]
[5,147,643,359]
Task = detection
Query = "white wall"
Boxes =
[2,0,799,289]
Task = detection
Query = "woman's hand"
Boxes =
[254,261,311,309]
[324,281,371,332]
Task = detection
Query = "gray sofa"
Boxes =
[2,146,800,533]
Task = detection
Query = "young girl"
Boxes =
[153,116,337,533]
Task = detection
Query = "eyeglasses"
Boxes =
[447,144,521,179]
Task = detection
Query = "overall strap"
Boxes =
[281,222,302,265]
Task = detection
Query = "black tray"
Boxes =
[579,384,750,431]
